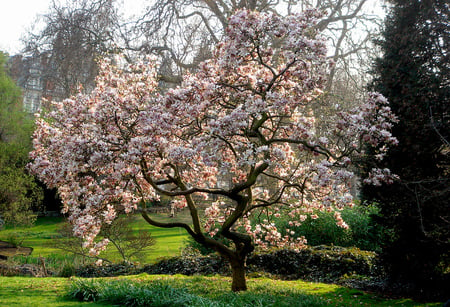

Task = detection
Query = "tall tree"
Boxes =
[27,0,382,87]
[128,0,383,89]
[30,10,397,291]
[0,52,42,227]
[25,0,118,98]
[362,0,449,299]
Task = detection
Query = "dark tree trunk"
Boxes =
[230,256,247,292]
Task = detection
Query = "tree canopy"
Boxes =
[29,10,398,291]
[0,51,42,227]
[362,0,449,299]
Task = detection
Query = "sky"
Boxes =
[0,0,146,55]
[0,0,386,56]
[0,0,51,54]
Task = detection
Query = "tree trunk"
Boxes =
[230,257,247,292]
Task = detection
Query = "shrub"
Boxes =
[71,245,378,284]
[271,205,384,251]
[140,245,378,283]
[247,246,379,282]
[142,249,229,276]
[75,262,139,278]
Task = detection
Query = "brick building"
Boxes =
[8,53,64,113]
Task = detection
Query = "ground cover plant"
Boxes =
[29,8,398,291]
[0,274,441,306]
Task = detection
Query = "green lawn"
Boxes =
[0,212,190,263]
[0,274,441,307]
[0,276,105,306]
[0,214,443,306]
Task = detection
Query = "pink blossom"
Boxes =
[29,10,397,257]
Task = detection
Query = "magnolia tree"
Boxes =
[29,9,397,291]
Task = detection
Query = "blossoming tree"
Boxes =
[29,9,398,291]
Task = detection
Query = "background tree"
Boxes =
[25,0,118,98]
[0,51,42,227]
[128,0,383,89]
[362,0,449,299]
[30,10,398,291]
[25,0,383,93]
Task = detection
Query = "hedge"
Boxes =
[72,245,379,283]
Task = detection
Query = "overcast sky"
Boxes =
[0,0,386,55]
[0,0,148,55]
[0,0,51,54]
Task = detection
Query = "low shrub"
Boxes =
[142,248,229,276]
[4,244,379,284]
[247,245,379,283]
[140,245,378,284]
[75,262,139,278]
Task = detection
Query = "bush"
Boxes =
[69,245,378,284]
[140,245,378,283]
[272,205,384,252]
[142,248,229,276]
[247,245,379,283]
[75,262,139,278]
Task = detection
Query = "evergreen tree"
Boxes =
[0,51,42,227]
[363,0,449,299]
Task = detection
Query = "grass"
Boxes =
[0,276,104,306]
[0,214,443,306]
[0,212,190,263]
[0,274,442,306]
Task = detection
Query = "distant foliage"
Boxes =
[187,205,384,253]
[273,205,384,252]
[0,51,42,227]
[142,249,229,277]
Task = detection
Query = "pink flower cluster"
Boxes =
[29,10,397,254]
